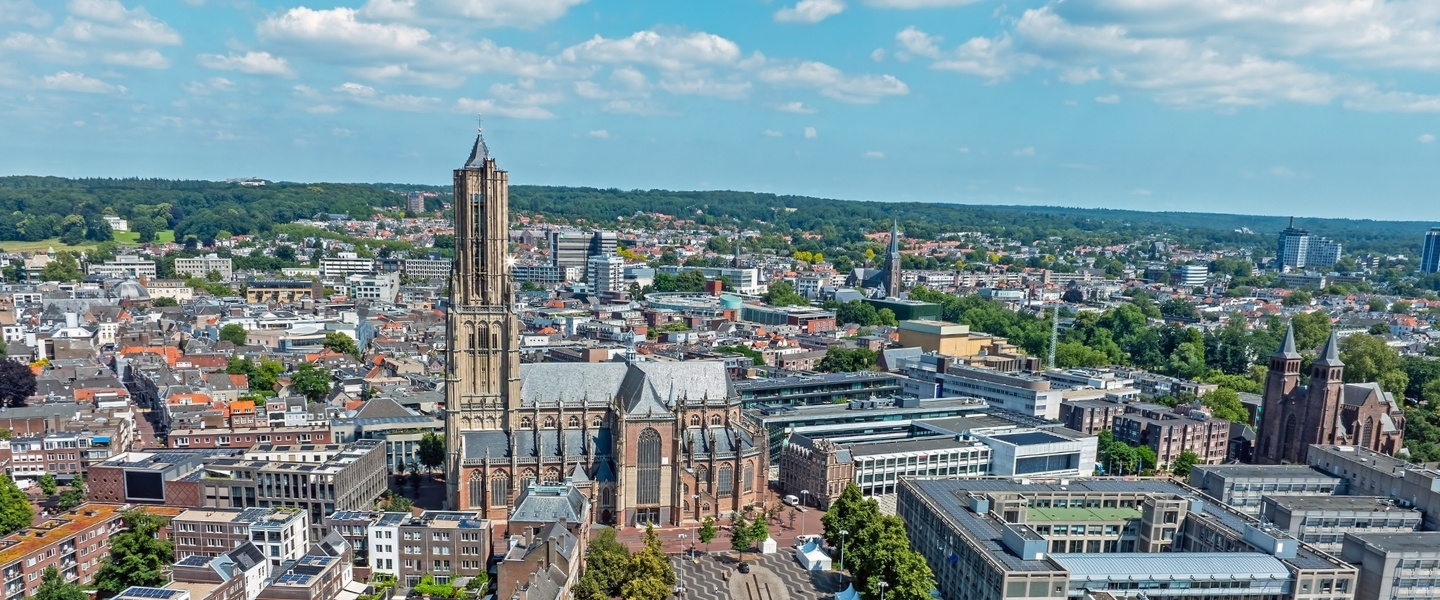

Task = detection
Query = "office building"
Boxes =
[938,364,1064,420]
[1308,444,1440,531]
[1188,464,1340,516]
[1278,219,1343,269]
[548,230,617,269]
[585,253,625,294]
[897,477,1356,600]
[245,280,323,304]
[346,272,401,302]
[746,396,989,458]
[88,441,388,542]
[1256,327,1405,464]
[88,255,157,279]
[175,255,235,281]
[1422,228,1440,275]
[512,264,571,286]
[1172,264,1208,287]
[657,264,763,294]
[402,258,451,280]
[1260,496,1420,554]
[1342,532,1440,600]
[319,253,375,280]
[737,305,835,334]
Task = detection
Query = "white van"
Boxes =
[783,494,800,506]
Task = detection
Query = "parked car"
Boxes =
[738,563,751,574]
[783,494,799,506]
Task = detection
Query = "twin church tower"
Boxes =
[443,126,768,528]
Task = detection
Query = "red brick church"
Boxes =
[1256,325,1405,464]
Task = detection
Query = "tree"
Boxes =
[57,476,85,512]
[289,362,333,402]
[762,281,809,307]
[322,331,359,357]
[1393,300,1413,313]
[1135,446,1158,473]
[713,345,765,366]
[218,323,247,346]
[1283,290,1313,307]
[818,347,877,373]
[40,251,82,282]
[151,296,178,307]
[417,432,445,475]
[1367,298,1389,312]
[576,528,631,600]
[730,513,755,555]
[1369,323,1392,336]
[378,491,413,513]
[0,359,35,407]
[1171,450,1200,478]
[822,483,881,550]
[94,509,174,597]
[35,565,86,600]
[39,473,56,496]
[1200,388,1250,423]
[623,524,676,600]
[0,474,31,535]
[699,516,717,544]
[1290,311,1332,353]
[1341,334,1408,396]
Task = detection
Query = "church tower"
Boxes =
[1257,323,1301,464]
[446,123,522,509]
[1303,330,1346,446]
[884,220,902,297]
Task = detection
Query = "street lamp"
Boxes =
[678,533,688,558]
[800,490,811,538]
[692,494,701,556]
[839,529,849,572]
[878,580,889,600]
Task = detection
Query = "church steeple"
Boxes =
[884,220,902,297]
[1314,330,1344,368]
[466,117,490,168]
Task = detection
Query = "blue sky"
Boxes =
[4,0,1440,221]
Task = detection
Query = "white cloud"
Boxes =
[1095,94,1120,103]
[804,126,818,138]
[562,30,742,71]
[40,70,124,93]
[777,101,817,113]
[957,147,970,153]
[863,151,885,159]
[763,129,783,137]
[198,51,294,77]
[59,0,182,46]
[1013,146,1035,156]
[774,0,846,24]
[355,64,463,87]
[900,27,1040,81]
[0,33,85,63]
[1269,165,1295,176]
[1131,188,1152,195]
[870,48,886,61]
[760,60,908,103]
[896,27,942,58]
[658,77,751,99]
[454,97,556,119]
[1421,133,1436,143]
[258,7,563,79]
[102,48,167,68]
[333,81,443,111]
[360,0,587,28]
[1,0,54,29]
[588,129,610,139]
[182,77,235,95]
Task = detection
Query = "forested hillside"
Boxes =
[0,176,403,244]
[0,177,1430,256]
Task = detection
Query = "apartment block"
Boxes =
[365,510,492,588]
[172,507,309,566]
[1342,532,1440,600]
[175,255,234,281]
[0,503,183,600]
[1111,403,1230,469]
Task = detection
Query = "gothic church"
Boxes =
[443,127,768,527]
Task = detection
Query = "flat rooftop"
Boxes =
[1192,464,1337,481]
[847,435,988,458]
[1265,495,1419,514]
[1052,552,1291,582]
[1028,506,1142,523]
[1348,532,1440,553]
[991,431,1069,446]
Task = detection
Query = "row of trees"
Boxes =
[822,484,935,600]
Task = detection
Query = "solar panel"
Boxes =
[120,588,182,599]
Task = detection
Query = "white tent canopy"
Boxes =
[837,583,862,600]
[796,538,833,571]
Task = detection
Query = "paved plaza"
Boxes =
[674,549,847,600]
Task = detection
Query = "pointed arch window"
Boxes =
[468,471,484,508]
[710,415,722,426]
[569,416,580,428]
[690,415,701,427]
[543,416,556,429]
[637,428,662,505]
[490,471,510,506]
[520,416,532,428]
[717,464,734,496]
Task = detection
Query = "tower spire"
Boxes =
[1315,330,1344,367]
[466,113,489,167]
[1273,323,1301,359]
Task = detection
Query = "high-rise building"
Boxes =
[1421,227,1440,275]
[1277,218,1342,269]
[548,230,617,269]
[445,126,767,528]
[585,253,624,294]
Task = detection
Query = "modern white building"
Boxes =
[971,428,1097,478]
[586,253,625,294]
[320,253,375,280]
[347,272,401,302]
[657,264,764,294]
[175,254,234,281]
[938,364,1064,420]
[87,255,157,278]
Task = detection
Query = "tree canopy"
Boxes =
[95,509,174,598]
